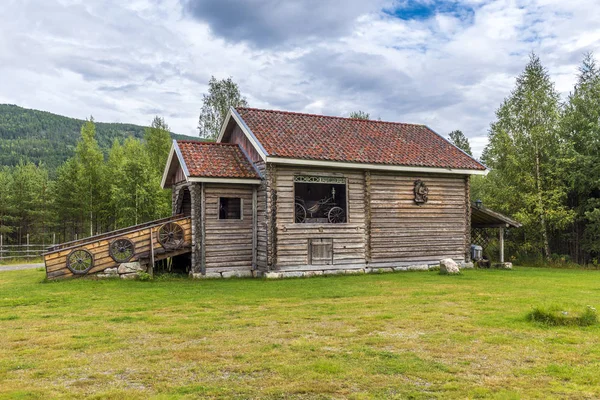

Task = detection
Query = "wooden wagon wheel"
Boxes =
[157,222,184,249]
[109,238,135,263]
[328,207,345,223]
[295,202,307,223]
[66,248,94,274]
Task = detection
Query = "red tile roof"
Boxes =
[177,141,260,179]
[235,107,486,171]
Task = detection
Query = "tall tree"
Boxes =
[482,53,572,258]
[349,110,370,120]
[145,116,172,176]
[448,130,473,156]
[197,76,248,140]
[0,167,15,238]
[74,118,107,236]
[559,53,600,259]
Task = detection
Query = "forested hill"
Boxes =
[0,104,196,174]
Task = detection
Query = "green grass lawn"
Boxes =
[1,268,599,399]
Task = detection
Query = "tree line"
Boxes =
[0,117,172,245]
[456,53,600,265]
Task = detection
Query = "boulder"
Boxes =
[103,267,118,275]
[344,269,364,275]
[393,266,408,272]
[440,258,461,275]
[493,262,513,270]
[120,273,138,280]
[460,262,475,269]
[118,262,146,274]
[282,271,305,278]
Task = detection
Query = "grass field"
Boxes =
[1,268,599,399]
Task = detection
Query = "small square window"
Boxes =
[219,197,242,220]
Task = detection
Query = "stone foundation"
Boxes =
[189,261,475,279]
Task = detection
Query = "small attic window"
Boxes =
[219,198,242,220]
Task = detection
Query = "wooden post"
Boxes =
[364,171,372,264]
[499,226,505,263]
[0,234,3,261]
[252,185,257,270]
[26,234,29,258]
[149,227,155,278]
[53,233,56,246]
[200,182,206,275]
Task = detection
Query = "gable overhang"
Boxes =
[187,177,262,185]
[217,107,268,162]
[161,140,190,189]
[266,156,488,175]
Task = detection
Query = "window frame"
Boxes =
[293,174,349,224]
[217,197,243,221]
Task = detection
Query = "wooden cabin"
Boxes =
[161,107,488,278]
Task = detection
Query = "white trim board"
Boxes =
[161,140,193,189]
[266,156,488,175]
[187,177,262,185]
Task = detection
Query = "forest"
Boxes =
[0,104,193,176]
[0,117,174,245]
[2,53,600,266]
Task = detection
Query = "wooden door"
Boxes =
[309,238,333,265]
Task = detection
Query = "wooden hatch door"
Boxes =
[309,238,333,265]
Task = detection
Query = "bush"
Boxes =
[527,305,598,327]
[136,271,152,281]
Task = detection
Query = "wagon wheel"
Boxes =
[66,248,94,274]
[157,222,184,249]
[295,202,307,223]
[328,207,345,223]
[109,238,135,263]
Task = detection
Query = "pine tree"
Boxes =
[448,130,473,156]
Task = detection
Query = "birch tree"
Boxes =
[482,53,572,258]
[197,76,248,140]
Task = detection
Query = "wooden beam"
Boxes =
[252,185,257,269]
[499,226,504,263]
[200,182,206,275]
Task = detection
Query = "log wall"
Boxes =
[369,172,468,263]
[273,166,366,269]
[203,184,255,271]
[271,167,469,270]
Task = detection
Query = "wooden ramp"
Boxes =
[44,215,192,280]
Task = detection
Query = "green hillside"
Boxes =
[0,104,197,174]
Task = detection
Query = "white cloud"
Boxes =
[1,0,600,157]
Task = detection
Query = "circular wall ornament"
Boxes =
[66,248,94,274]
[157,222,184,250]
[109,238,135,263]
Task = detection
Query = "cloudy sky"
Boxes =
[1,0,599,157]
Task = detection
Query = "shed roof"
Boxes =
[471,203,522,228]
[234,107,486,171]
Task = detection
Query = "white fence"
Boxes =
[0,234,50,261]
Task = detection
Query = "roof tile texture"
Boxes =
[177,141,260,179]
[235,107,485,170]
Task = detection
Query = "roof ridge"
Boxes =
[235,107,427,128]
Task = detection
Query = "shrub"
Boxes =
[136,271,152,281]
[527,305,598,327]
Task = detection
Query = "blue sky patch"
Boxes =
[385,0,476,21]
